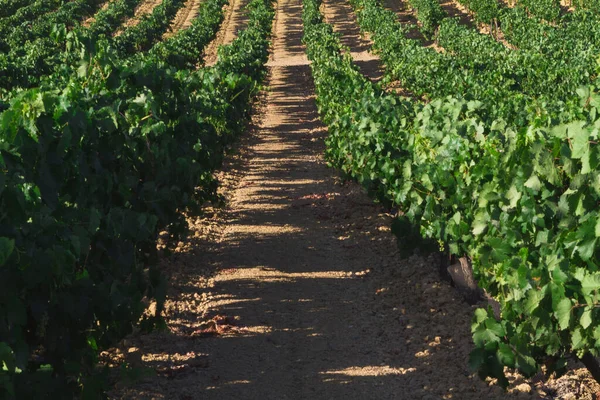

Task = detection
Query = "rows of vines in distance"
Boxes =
[303,0,600,388]
[0,0,275,397]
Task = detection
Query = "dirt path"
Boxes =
[327,0,413,97]
[114,0,163,36]
[383,0,403,15]
[107,0,546,398]
[204,0,250,65]
[560,0,575,12]
[163,0,201,38]
[321,0,382,82]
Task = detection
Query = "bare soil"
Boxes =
[106,0,600,399]
[321,0,421,98]
[559,0,575,13]
[163,0,202,38]
[321,0,383,82]
[204,0,250,66]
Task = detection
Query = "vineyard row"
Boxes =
[0,0,274,397]
[303,0,600,386]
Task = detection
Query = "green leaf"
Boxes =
[506,185,522,209]
[571,328,586,350]
[558,193,570,215]
[516,353,538,377]
[421,173,433,191]
[552,266,568,284]
[0,342,15,373]
[581,309,592,329]
[497,343,515,367]
[524,174,541,192]
[567,122,590,160]
[468,347,485,370]
[77,61,89,78]
[87,337,98,351]
[452,211,461,225]
[486,237,512,262]
[535,230,549,246]
[577,86,591,104]
[402,159,412,179]
[550,282,566,310]
[473,308,488,326]
[525,288,545,315]
[89,208,101,233]
[472,220,487,236]
[0,237,14,267]
[593,326,600,345]
[485,318,505,337]
[581,273,600,295]
[472,211,490,236]
[577,238,597,261]
[473,312,505,347]
[554,298,572,330]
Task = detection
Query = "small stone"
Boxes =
[513,383,532,393]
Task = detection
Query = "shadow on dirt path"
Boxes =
[321,0,383,82]
[204,0,251,65]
